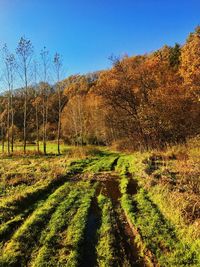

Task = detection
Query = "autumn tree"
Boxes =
[169,43,181,69]
[2,45,16,154]
[96,56,152,149]
[61,74,99,145]
[0,26,199,153]
[180,26,200,101]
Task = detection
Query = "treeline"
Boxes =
[0,27,200,153]
[0,38,65,154]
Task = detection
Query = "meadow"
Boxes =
[0,141,199,267]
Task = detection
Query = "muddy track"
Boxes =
[79,197,101,267]
[114,208,145,267]
[111,157,119,170]
[1,165,150,266]
[91,174,145,267]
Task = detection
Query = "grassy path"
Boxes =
[0,182,72,266]
[31,187,88,266]
[0,153,198,266]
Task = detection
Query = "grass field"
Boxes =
[0,142,199,266]
[1,141,70,155]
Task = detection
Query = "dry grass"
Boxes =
[135,137,200,245]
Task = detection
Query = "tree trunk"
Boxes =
[24,91,27,153]
[7,95,10,155]
[36,103,39,153]
[57,115,61,154]
[57,86,61,154]
[45,96,48,154]
[11,93,14,153]
[42,96,46,155]
[1,123,4,154]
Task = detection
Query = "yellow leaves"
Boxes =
[180,30,200,85]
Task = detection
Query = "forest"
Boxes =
[0,27,199,154]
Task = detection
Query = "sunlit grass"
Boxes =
[0,141,71,155]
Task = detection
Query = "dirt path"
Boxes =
[91,173,146,267]
[1,169,149,266]
[79,197,101,267]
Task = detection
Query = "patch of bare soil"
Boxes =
[127,173,139,195]
[79,197,101,267]
[94,173,146,267]
[72,172,155,266]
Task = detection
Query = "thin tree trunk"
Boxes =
[54,53,62,154]
[24,58,29,154]
[7,94,10,155]
[1,122,4,154]
[78,96,83,147]
[11,93,14,153]
[16,37,33,153]
[57,85,61,154]
[36,103,39,153]
[57,115,61,154]
[43,96,46,155]
[45,95,48,154]
[24,91,27,153]
[23,68,28,154]
[34,62,39,154]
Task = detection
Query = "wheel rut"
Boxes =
[79,196,101,267]
[90,173,146,267]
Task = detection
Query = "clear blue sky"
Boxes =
[0,0,199,77]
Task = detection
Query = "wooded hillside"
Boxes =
[0,26,200,153]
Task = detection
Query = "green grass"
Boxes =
[118,172,199,266]
[115,153,148,178]
[31,184,90,267]
[0,181,72,266]
[0,154,98,225]
[0,145,199,266]
[68,157,99,174]
[134,190,176,259]
[0,156,68,199]
[96,194,115,267]
[0,215,24,244]
[58,188,95,266]
[85,154,119,173]
[0,141,71,155]
[0,173,68,224]
[135,189,199,266]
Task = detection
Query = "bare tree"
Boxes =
[1,122,5,153]
[0,105,6,154]
[33,60,40,153]
[2,45,16,154]
[53,52,63,154]
[40,47,50,155]
[16,37,33,153]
